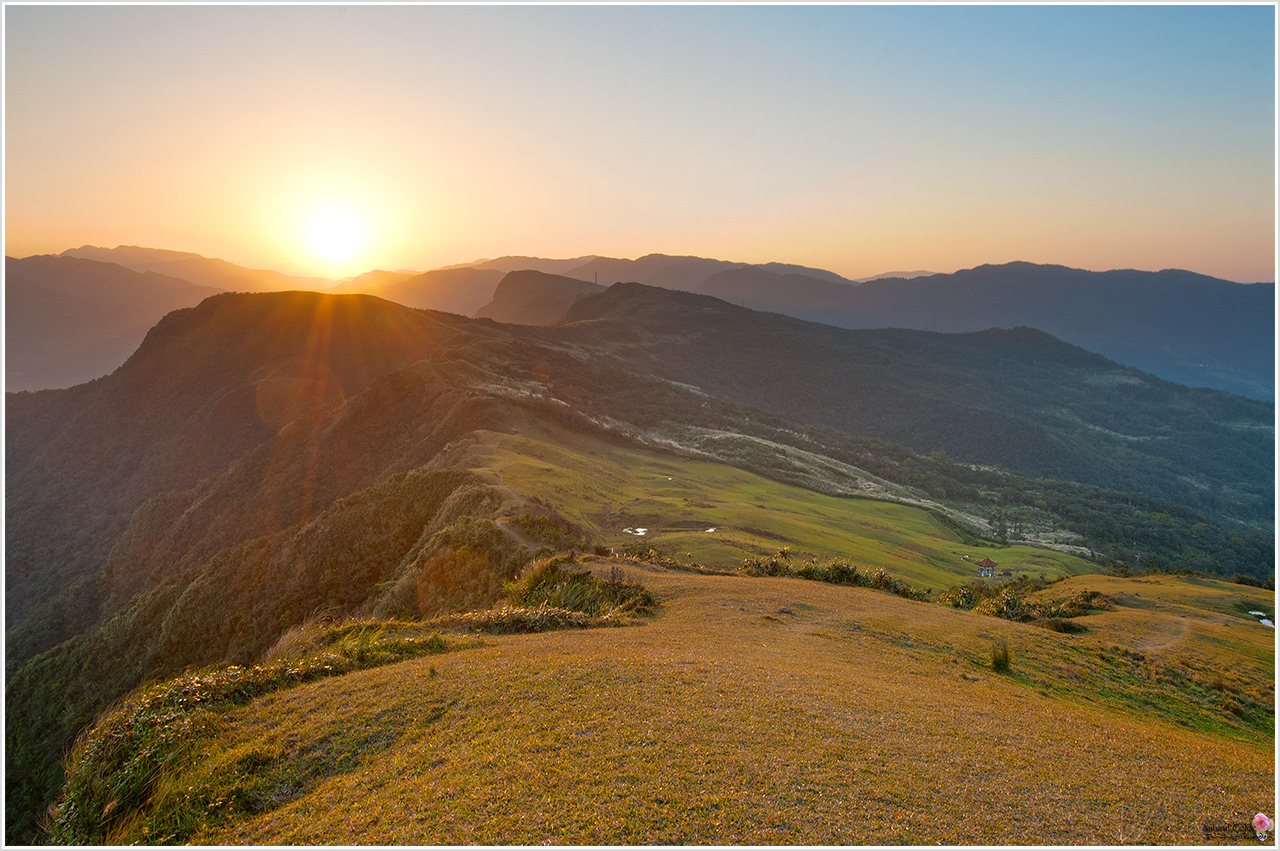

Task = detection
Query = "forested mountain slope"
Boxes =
[6,292,489,628]
[553,283,1272,525]
[701,261,1274,399]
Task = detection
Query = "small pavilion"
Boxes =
[976,556,998,578]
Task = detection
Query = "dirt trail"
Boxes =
[489,472,540,551]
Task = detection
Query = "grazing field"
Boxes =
[76,559,1273,845]
[451,425,1099,591]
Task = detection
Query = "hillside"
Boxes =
[474,270,604,325]
[43,561,1275,845]
[702,261,1275,400]
[5,286,1273,842]
[553,283,1273,527]
[701,265,858,315]
[4,255,222,390]
[6,292,485,629]
[352,266,505,315]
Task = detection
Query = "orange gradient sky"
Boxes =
[4,5,1276,281]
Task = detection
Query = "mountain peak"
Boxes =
[474,270,603,325]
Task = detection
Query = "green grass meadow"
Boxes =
[463,426,1097,591]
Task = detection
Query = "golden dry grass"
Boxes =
[178,559,1272,846]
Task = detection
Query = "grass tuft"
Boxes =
[990,639,1011,672]
[1038,617,1086,634]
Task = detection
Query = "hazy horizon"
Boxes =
[5,5,1276,282]
[11,243,1277,288]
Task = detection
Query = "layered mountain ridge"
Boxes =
[8,247,1272,399]
[5,255,223,391]
[5,284,1273,841]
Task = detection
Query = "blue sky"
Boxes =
[5,4,1275,281]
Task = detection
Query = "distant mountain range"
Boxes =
[60,245,338,292]
[6,246,1273,400]
[340,266,505,315]
[703,262,1275,400]
[464,256,1274,400]
[5,255,223,390]
[853,269,936,282]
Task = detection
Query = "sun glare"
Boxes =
[303,203,370,266]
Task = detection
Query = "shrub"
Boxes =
[1038,590,1114,618]
[975,588,1033,622]
[946,581,1113,626]
[739,550,927,601]
[503,555,657,617]
[937,585,981,610]
[432,604,600,634]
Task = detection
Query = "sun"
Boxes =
[302,203,370,266]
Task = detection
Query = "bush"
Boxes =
[937,585,981,610]
[503,555,657,617]
[941,581,1112,625]
[432,604,600,634]
[739,549,927,601]
[975,588,1032,622]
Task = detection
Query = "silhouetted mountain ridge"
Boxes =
[6,291,482,628]
[354,266,505,315]
[5,255,224,390]
[475,270,605,325]
[60,245,337,292]
[702,261,1273,399]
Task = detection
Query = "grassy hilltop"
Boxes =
[45,429,1274,845]
[50,555,1273,845]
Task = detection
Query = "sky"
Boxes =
[4,4,1276,282]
